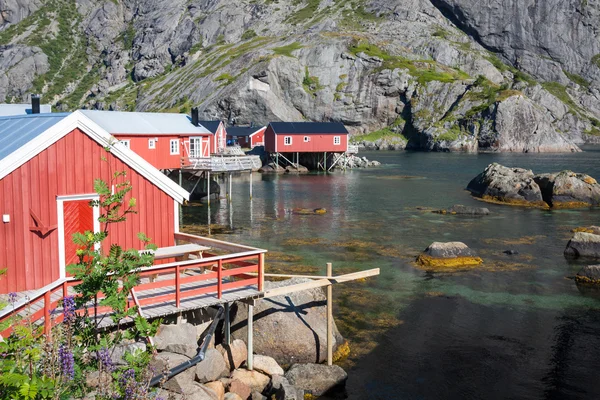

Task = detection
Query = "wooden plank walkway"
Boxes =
[7,269,260,330]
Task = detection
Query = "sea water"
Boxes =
[184,148,600,399]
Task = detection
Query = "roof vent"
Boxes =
[191,107,199,126]
[31,94,40,114]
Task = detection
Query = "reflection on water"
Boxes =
[183,149,600,399]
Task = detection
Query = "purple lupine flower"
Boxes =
[8,292,17,304]
[119,369,136,400]
[62,296,75,324]
[97,347,115,372]
[58,344,75,381]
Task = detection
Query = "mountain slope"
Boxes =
[0,0,599,152]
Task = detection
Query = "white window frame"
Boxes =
[56,194,100,279]
[170,139,180,155]
[120,140,130,148]
[148,138,156,149]
[334,136,341,145]
[284,136,292,146]
[304,136,310,142]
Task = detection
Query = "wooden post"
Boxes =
[175,265,181,308]
[324,152,327,172]
[276,153,279,169]
[224,303,231,345]
[249,171,253,200]
[217,259,223,299]
[247,303,254,371]
[44,291,51,338]
[326,262,333,366]
[207,171,211,206]
[258,253,264,292]
[229,173,232,204]
[178,167,183,226]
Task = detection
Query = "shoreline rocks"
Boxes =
[575,265,600,284]
[467,163,600,209]
[416,242,483,269]
[564,232,600,259]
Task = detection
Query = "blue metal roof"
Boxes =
[80,110,211,135]
[268,122,348,135]
[197,121,222,134]
[0,113,70,162]
[0,104,53,116]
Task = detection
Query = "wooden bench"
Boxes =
[145,244,211,282]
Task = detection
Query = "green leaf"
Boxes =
[128,197,136,208]
[93,178,111,195]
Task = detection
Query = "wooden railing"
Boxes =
[0,234,266,338]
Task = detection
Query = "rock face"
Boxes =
[416,242,483,268]
[433,205,490,216]
[154,323,198,352]
[195,349,228,383]
[230,278,344,366]
[467,163,546,207]
[564,232,600,259]
[535,171,600,208]
[284,364,347,397]
[0,0,598,151]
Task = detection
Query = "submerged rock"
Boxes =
[467,163,546,207]
[416,242,483,268]
[433,205,490,216]
[258,163,286,174]
[535,171,600,208]
[291,208,326,215]
[576,265,600,284]
[284,363,347,397]
[564,232,600,259]
[284,164,309,174]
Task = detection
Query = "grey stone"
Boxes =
[155,323,198,351]
[164,343,198,359]
[535,171,600,207]
[467,163,546,206]
[150,352,191,392]
[108,342,146,366]
[284,363,347,397]
[270,375,304,400]
[577,265,600,282]
[195,349,228,383]
[228,378,252,400]
[421,242,478,259]
[252,355,284,377]
[224,393,244,400]
[230,279,344,366]
[433,205,490,216]
[565,232,600,259]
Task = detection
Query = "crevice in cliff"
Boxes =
[399,92,422,150]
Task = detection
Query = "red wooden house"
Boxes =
[227,125,267,148]
[197,119,227,155]
[79,110,213,170]
[0,111,190,293]
[264,122,349,154]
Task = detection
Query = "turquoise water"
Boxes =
[184,148,600,399]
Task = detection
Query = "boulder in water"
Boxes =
[416,242,483,268]
[564,232,600,259]
[258,163,285,174]
[534,171,600,208]
[466,163,546,207]
[285,164,309,174]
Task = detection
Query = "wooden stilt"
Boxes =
[324,152,327,172]
[178,168,183,226]
[207,171,211,207]
[327,262,333,366]
[276,153,279,169]
[229,173,232,204]
[225,302,231,345]
[247,303,254,371]
[249,171,253,200]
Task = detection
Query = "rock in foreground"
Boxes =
[467,163,546,207]
[231,279,344,366]
[564,232,600,259]
[417,242,483,268]
[284,363,347,397]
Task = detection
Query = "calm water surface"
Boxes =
[184,148,600,400]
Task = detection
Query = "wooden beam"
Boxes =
[263,268,380,298]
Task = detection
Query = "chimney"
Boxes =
[191,107,199,126]
[31,94,41,114]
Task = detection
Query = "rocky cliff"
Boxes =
[1,0,599,152]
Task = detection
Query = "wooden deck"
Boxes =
[0,232,266,337]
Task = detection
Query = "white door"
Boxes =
[190,137,210,158]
